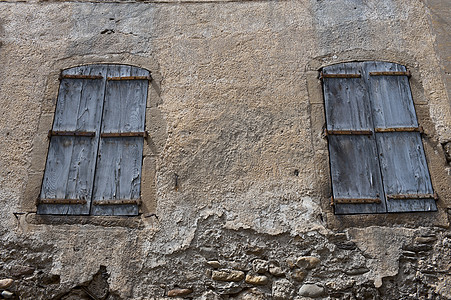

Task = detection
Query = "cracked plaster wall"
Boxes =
[0,0,451,299]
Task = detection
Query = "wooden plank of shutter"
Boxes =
[366,61,436,213]
[323,62,385,214]
[376,132,436,212]
[328,135,386,214]
[38,65,107,215]
[92,65,148,216]
[323,62,373,131]
[366,61,418,129]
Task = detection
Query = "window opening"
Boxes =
[321,61,437,214]
[38,64,151,216]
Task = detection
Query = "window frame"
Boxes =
[320,61,438,215]
[36,64,151,216]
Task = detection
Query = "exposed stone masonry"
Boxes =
[0,0,450,299]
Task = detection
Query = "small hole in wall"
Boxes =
[294,169,300,176]
[100,29,115,34]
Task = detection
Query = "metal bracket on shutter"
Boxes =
[48,130,96,138]
[386,193,438,200]
[59,74,103,80]
[369,71,411,77]
[331,196,381,205]
[107,76,152,81]
[375,127,423,133]
[92,199,142,205]
[100,131,148,138]
[38,198,87,204]
[319,72,361,80]
[325,129,373,135]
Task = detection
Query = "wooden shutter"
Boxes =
[323,62,386,214]
[91,65,149,216]
[38,65,107,215]
[366,61,437,212]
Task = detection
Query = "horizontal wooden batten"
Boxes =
[369,71,411,77]
[375,127,422,133]
[107,76,152,81]
[320,72,361,80]
[48,130,96,137]
[39,199,87,205]
[331,197,381,205]
[60,74,103,80]
[92,199,141,206]
[326,129,373,135]
[100,131,148,138]
[387,193,438,200]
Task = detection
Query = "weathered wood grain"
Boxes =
[323,62,373,131]
[366,61,418,129]
[377,132,437,212]
[328,135,386,214]
[323,61,436,214]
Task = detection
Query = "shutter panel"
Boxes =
[366,62,437,212]
[92,65,148,216]
[323,63,386,214]
[38,65,107,215]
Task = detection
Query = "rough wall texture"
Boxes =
[0,0,450,299]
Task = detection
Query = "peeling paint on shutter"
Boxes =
[366,62,437,213]
[91,65,148,216]
[323,62,386,214]
[38,65,107,215]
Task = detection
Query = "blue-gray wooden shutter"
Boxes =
[366,61,437,212]
[38,65,107,215]
[91,65,149,216]
[323,62,386,214]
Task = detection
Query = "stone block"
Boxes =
[168,288,193,297]
[0,278,13,289]
[245,274,268,285]
[211,270,245,282]
[296,256,321,270]
[298,284,325,298]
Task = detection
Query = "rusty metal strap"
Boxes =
[60,74,103,80]
[39,199,87,205]
[369,71,411,77]
[387,193,438,200]
[332,197,381,205]
[93,199,141,206]
[100,131,148,138]
[107,76,152,81]
[375,127,423,133]
[48,130,96,138]
[326,130,372,135]
[320,72,361,80]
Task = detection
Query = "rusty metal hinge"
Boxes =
[100,131,148,138]
[319,72,361,80]
[107,76,152,81]
[92,199,142,206]
[325,129,373,136]
[48,130,96,138]
[375,127,423,133]
[38,198,87,205]
[59,74,103,80]
[386,193,438,200]
[369,71,411,77]
[331,196,381,205]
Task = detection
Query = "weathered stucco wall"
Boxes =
[0,0,450,299]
